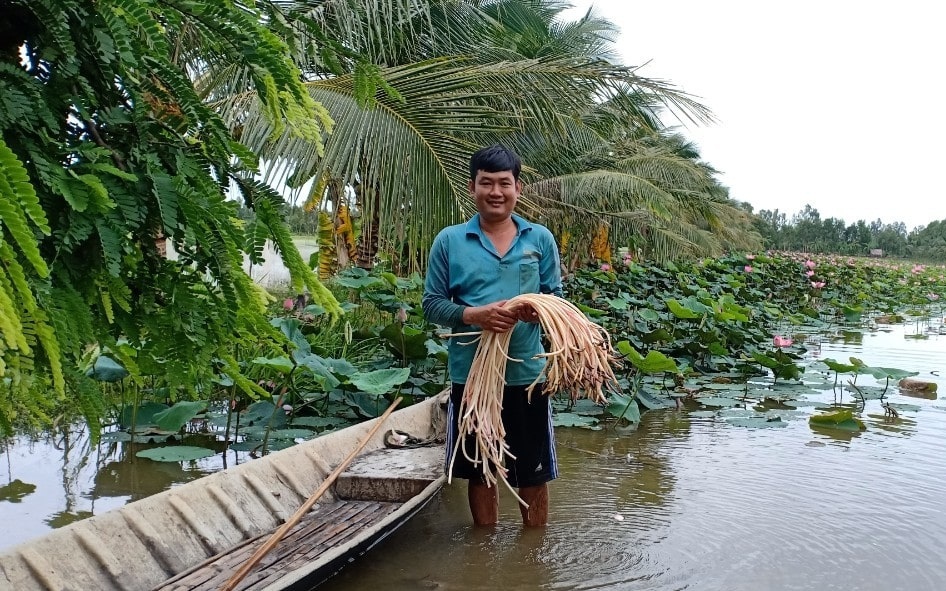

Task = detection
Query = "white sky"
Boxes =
[562,0,944,231]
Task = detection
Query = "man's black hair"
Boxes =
[469,144,521,181]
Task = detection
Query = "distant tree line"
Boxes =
[746,204,946,261]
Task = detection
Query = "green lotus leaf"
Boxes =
[726,416,788,428]
[267,428,317,440]
[87,355,128,382]
[120,402,169,429]
[349,368,410,396]
[153,401,207,432]
[637,308,660,322]
[665,299,701,319]
[809,409,866,431]
[553,412,601,430]
[866,367,919,380]
[251,356,294,373]
[290,416,351,430]
[606,392,641,423]
[136,446,215,462]
[697,396,741,408]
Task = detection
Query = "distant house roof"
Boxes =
[869,248,884,257]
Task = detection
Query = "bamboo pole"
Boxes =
[220,397,402,591]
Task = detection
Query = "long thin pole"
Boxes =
[220,397,402,591]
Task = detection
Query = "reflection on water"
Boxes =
[243,238,319,288]
[2,325,946,590]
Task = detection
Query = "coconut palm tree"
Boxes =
[212,0,728,271]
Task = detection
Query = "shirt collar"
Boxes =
[465,213,534,236]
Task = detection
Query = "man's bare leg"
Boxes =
[517,483,548,527]
[469,481,499,526]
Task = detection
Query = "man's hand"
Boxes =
[515,304,539,324]
[463,301,520,332]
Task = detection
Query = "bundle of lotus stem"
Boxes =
[447,293,620,501]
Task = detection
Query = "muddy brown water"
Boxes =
[2,325,945,591]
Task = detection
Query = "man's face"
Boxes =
[470,170,521,223]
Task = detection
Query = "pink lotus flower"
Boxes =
[811,281,826,289]
[805,260,816,269]
[395,307,409,322]
[773,335,793,348]
[805,270,815,277]
[744,265,753,273]
[283,298,294,310]
[600,263,611,271]
[928,293,940,301]
[912,264,925,274]
[746,254,756,260]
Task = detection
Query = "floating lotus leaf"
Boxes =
[763,409,808,420]
[290,416,351,430]
[782,400,832,409]
[130,431,178,444]
[99,431,132,443]
[703,383,743,391]
[844,385,886,400]
[636,389,676,410]
[809,409,866,432]
[229,439,296,452]
[136,446,215,462]
[564,399,607,416]
[725,416,787,428]
[717,408,757,417]
[267,428,317,440]
[553,412,601,430]
[885,403,921,413]
[697,397,741,408]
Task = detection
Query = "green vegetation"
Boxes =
[77,252,946,459]
[2,0,944,443]
[753,204,946,261]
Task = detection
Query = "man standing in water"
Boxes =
[422,144,563,526]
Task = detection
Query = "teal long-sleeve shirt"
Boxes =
[422,213,563,385]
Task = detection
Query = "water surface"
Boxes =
[2,326,945,591]
[319,326,946,591]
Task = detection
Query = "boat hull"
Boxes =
[0,395,447,591]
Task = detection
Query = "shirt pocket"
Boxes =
[519,259,540,292]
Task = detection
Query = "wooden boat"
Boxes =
[0,394,448,591]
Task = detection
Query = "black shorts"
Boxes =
[445,382,558,488]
